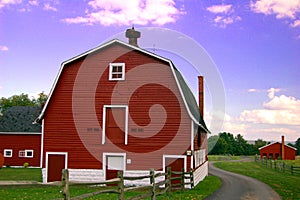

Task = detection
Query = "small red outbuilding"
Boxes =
[259,136,297,160]
[0,132,42,167]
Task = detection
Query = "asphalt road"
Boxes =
[205,162,282,200]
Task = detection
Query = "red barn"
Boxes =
[259,136,297,160]
[36,28,209,185]
[0,132,42,167]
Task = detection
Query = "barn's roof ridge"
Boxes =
[258,142,297,151]
[35,39,209,132]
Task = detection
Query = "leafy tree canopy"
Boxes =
[0,93,48,132]
[208,132,266,156]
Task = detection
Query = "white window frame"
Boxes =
[19,150,25,157]
[109,63,125,81]
[4,149,13,157]
[102,105,128,145]
[18,150,34,158]
[25,150,34,158]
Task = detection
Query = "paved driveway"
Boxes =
[205,162,281,200]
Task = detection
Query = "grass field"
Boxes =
[0,167,221,199]
[208,155,243,161]
[0,168,42,181]
[214,161,300,200]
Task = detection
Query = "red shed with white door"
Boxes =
[36,28,209,185]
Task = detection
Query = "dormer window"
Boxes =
[109,63,125,81]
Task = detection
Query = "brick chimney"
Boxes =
[125,26,141,47]
[281,135,285,160]
[198,76,204,119]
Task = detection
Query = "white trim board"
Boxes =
[102,105,128,145]
[45,152,68,183]
[163,154,187,173]
[103,152,126,180]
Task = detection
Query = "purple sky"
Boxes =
[0,0,299,141]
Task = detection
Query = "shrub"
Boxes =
[23,162,29,168]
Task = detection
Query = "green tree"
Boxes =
[295,138,300,155]
[235,134,248,155]
[0,93,35,114]
[210,137,228,155]
[208,135,219,154]
[33,92,48,107]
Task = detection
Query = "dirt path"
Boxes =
[205,162,281,200]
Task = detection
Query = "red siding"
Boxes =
[260,143,296,160]
[0,134,41,167]
[43,43,192,171]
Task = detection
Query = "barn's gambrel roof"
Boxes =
[258,142,297,151]
[36,39,209,133]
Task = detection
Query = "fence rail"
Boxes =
[254,156,300,175]
[60,167,194,200]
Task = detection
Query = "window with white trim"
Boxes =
[25,150,34,158]
[4,149,12,157]
[19,150,25,157]
[109,63,125,80]
[19,150,34,158]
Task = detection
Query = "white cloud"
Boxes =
[206,4,241,28]
[207,4,233,14]
[240,89,300,126]
[291,19,300,27]
[222,113,247,135]
[62,0,185,26]
[0,45,8,51]
[0,0,22,9]
[213,15,241,28]
[267,87,280,99]
[43,3,57,12]
[250,0,300,19]
[28,0,38,6]
[248,88,258,92]
[250,0,300,28]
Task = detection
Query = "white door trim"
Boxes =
[163,154,187,173]
[45,152,68,183]
[103,152,126,180]
[102,105,128,145]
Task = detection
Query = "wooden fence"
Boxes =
[60,167,194,200]
[255,156,300,175]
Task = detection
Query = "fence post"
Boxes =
[190,168,194,189]
[166,167,171,195]
[118,171,124,200]
[150,168,156,200]
[181,168,185,191]
[61,169,70,200]
[291,165,293,175]
[270,160,272,169]
[283,162,285,173]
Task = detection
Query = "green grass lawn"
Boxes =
[0,167,221,199]
[208,155,244,161]
[214,161,300,200]
[0,167,42,181]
